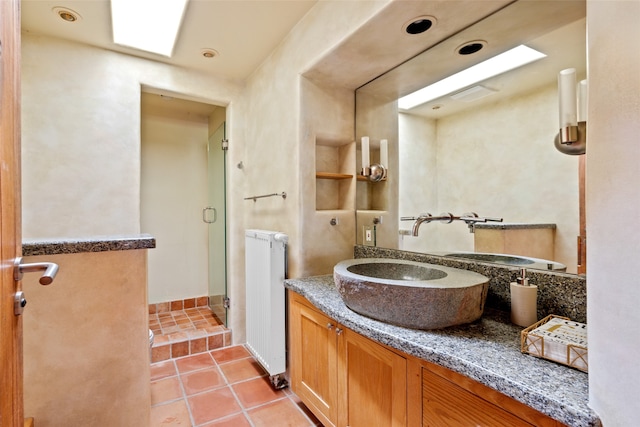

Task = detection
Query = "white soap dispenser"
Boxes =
[510,268,538,327]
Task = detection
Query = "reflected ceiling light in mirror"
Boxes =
[53,7,81,22]
[111,0,189,57]
[404,16,436,35]
[398,45,547,110]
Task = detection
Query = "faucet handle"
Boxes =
[400,216,417,221]
[437,212,455,223]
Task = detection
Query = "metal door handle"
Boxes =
[14,257,59,285]
[202,207,217,224]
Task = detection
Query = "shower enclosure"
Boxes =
[206,122,228,325]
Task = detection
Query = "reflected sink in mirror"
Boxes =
[437,252,567,272]
[334,258,489,330]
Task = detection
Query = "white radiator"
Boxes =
[245,229,288,385]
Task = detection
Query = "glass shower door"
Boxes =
[206,122,227,325]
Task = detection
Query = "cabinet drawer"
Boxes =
[422,367,534,426]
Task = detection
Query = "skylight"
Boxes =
[398,45,547,110]
[111,0,189,57]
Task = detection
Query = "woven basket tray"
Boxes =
[520,314,588,372]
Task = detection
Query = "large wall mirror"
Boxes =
[355,0,586,275]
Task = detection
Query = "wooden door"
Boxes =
[0,0,23,426]
[339,329,407,427]
[288,292,338,427]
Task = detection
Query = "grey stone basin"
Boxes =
[439,251,567,271]
[334,258,489,330]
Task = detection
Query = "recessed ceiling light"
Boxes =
[52,7,81,22]
[404,16,436,35]
[201,49,218,59]
[398,45,546,110]
[457,41,486,56]
[111,0,188,57]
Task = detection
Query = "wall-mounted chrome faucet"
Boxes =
[400,212,503,236]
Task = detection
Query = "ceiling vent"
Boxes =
[450,85,497,102]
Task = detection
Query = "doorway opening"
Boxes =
[141,90,229,360]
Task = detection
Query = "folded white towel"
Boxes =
[526,317,588,371]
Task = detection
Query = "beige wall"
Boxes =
[21,34,245,335]
[21,3,389,345]
[233,1,390,280]
[140,96,210,303]
[21,34,242,240]
[355,91,399,249]
[23,251,150,427]
[23,6,640,425]
[398,112,438,252]
[300,78,356,276]
[586,1,640,425]
[226,1,390,341]
[399,84,579,272]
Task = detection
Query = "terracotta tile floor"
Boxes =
[150,345,322,427]
[150,308,232,362]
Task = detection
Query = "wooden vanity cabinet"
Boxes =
[289,293,339,426]
[289,291,565,427]
[412,360,564,427]
[339,327,407,427]
[289,291,407,427]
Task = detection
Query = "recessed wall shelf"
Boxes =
[316,172,353,180]
[315,138,355,211]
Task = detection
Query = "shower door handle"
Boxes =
[202,207,217,224]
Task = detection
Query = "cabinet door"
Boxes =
[289,294,338,427]
[339,328,407,427]
[422,367,534,427]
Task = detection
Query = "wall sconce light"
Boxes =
[361,136,388,182]
[555,68,587,155]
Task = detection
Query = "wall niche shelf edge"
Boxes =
[315,137,355,211]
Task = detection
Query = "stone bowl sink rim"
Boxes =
[334,258,489,289]
[333,258,490,330]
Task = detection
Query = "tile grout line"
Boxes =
[175,354,206,427]
[153,345,320,426]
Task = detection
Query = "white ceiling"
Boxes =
[21,0,318,81]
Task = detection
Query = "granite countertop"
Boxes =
[284,275,600,427]
[22,234,156,256]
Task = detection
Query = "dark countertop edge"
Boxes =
[284,276,601,427]
[474,223,557,230]
[22,234,156,256]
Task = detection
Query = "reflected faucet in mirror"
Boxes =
[401,212,503,236]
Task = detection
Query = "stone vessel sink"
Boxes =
[334,258,489,330]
